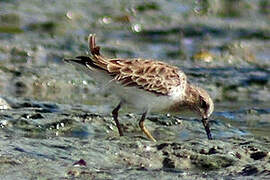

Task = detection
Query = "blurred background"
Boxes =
[1,0,269,134]
[0,0,269,100]
[0,0,270,178]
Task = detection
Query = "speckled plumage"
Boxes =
[65,34,214,141]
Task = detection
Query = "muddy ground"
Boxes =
[0,0,270,179]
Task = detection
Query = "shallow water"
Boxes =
[1,0,270,179]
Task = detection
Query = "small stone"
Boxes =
[235,152,241,159]
[156,143,169,150]
[162,157,175,169]
[250,151,267,160]
[200,149,207,154]
[0,97,11,110]
[30,113,44,119]
[240,165,258,176]
[208,147,218,155]
[67,169,80,177]
[192,50,214,63]
[73,159,87,166]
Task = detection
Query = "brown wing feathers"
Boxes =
[106,59,182,95]
[66,34,183,95]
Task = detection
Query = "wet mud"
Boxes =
[1,0,270,179]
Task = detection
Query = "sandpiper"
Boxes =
[64,34,214,142]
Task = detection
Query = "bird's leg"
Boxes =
[112,102,123,136]
[202,118,213,140]
[139,111,157,142]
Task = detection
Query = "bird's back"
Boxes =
[65,35,188,111]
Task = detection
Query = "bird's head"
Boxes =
[185,84,214,120]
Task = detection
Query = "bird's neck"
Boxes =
[183,83,199,106]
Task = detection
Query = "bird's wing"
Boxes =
[104,58,187,95]
[66,34,187,95]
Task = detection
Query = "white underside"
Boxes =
[70,62,185,113]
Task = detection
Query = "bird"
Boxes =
[64,34,214,142]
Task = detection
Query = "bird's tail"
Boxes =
[64,34,108,71]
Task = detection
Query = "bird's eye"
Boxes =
[200,97,209,110]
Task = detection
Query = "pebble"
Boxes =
[0,97,11,110]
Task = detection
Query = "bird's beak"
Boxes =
[201,117,213,140]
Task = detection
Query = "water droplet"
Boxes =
[132,24,141,32]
